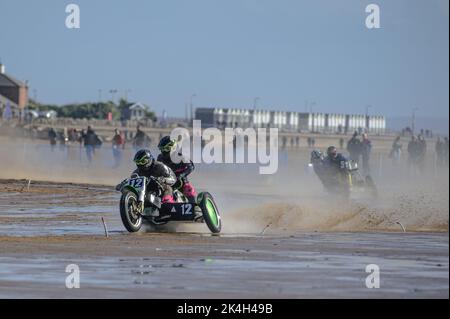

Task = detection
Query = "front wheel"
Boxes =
[120,191,143,232]
[199,192,222,234]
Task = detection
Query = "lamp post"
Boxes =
[309,101,316,113]
[124,89,132,101]
[253,97,260,110]
[109,89,118,104]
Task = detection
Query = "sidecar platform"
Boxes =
[158,202,197,221]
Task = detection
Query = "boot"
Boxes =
[161,195,175,204]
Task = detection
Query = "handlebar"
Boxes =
[148,176,165,190]
[116,175,164,192]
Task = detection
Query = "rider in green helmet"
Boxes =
[131,149,177,203]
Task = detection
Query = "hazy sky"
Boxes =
[0,0,448,120]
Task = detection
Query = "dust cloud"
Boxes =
[0,136,448,234]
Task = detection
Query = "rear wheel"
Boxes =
[199,192,221,233]
[120,191,142,232]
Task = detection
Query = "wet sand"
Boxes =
[0,179,448,298]
[0,232,448,299]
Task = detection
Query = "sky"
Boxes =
[0,0,448,126]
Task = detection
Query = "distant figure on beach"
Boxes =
[112,128,125,168]
[81,126,102,163]
[48,128,57,151]
[417,135,427,172]
[444,137,449,165]
[347,131,362,164]
[361,133,372,173]
[407,135,425,175]
[389,136,402,165]
[132,125,150,151]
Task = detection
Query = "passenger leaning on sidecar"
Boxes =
[157,136,198,203]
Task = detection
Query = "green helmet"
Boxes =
[133,149,154,168]
[158,136,176,154]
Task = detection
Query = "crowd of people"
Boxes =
[309,130,448,199]
[386,133,449,174]
[406,135,427,173]
[47,125,152,166]
[46,123,448,176]
[342,130,448,176]
[435,137,449,166]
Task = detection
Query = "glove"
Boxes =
[115,182,124,191]
[115,179,127,191]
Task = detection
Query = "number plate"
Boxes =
[161,203,196,221]
[127,177,145,191]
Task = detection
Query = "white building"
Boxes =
[327,114,346,133]
[308,113,326,132]
[348,114,366,132]
[252,109,271,127]
[368,115,386,134]
[272,111,287,128]
[195,107,386,134]
[287,112,299,130]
